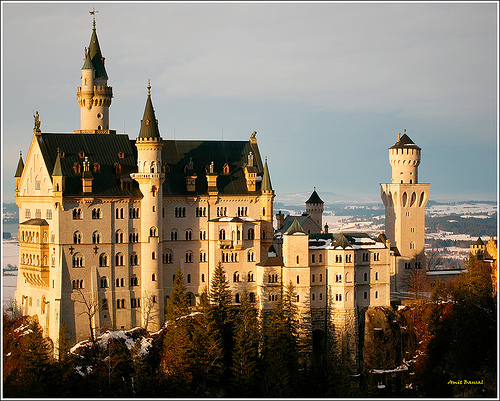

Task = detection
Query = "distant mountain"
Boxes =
[274,191,378,206]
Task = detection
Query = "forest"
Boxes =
[2,258,497,398]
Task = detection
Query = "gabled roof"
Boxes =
[475,237,485,246]
[20,218,49,226]
[286,218,306,235]
[35,132,267,197]
[52,153,63,176]
[389,133,421,150]
[161,139,265,195]
[88,21,108,79]
[15,153,24,177]
[138,83,161,140]
[256,256,283,267]
[37,133,140,197]
[306,189,323,204]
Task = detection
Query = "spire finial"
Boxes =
[89,7,98,29]
[265,156,268,163]
[20,151,22,157]
[147,79,151,96]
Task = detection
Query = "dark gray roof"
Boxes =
[138,84,161,140]
[15,154,24,177]
[36,133,266,197]
[88,23,108,79]
[37,133,140,198]
[278,215,311,234]
[389,133,421,150]
[306,189,323,204]
[286,218,306,235]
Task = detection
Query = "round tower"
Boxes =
[130,82,164,331]
[76,17,113,133]
[305,188,324,230]
[389,129,421,184]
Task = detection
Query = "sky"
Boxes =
[1,1,498,205]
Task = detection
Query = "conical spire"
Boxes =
[52,152,63,176]
[88,19,107,79]
[15,152,24,177]
[81,47,94,70]
[261,157,272,192]
[306,187,323,204]
[138,80,161,140]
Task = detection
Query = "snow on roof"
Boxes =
[370,362,409,374]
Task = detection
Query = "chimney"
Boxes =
[397,132,401,141]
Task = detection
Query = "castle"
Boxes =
[14,19,428,362]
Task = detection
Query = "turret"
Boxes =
[15,152,24,196]
[305,188,324,229]
[389,129,421,184]
[76,17,113,134]
[130,82,164,331]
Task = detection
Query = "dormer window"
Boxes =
[163,164,170,174]
[145,119,150,126]
[78,151,85,159]
[73,163,81,174]
[59,152,65,158]
[93,163,101,173]
[114,163,121,173]
[223,163,230,175]
[118,152,124,159]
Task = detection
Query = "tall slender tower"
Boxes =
[380,131,430,292]
[76,16,113,133]
[131,82,165,330]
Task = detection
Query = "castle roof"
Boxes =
[15,153,24,177]
[20,218,49,226]
[81,48,95,70]
[35,133,267,197]
[138,83,161,140]
[261,158,272,192]
[389,133,421,150]
[308,232,387,250]
[474,237,485,246]
[286,218,306,235]
[256,256,283,267]
[88,21,108,79]
[306,188,323,204]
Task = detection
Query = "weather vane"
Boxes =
[89,7,98,26]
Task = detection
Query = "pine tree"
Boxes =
[261,281,300,397]
[230,289,261,397]
[207,262,234,377]
[165,267,190,321]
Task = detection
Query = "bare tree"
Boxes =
[72,289,101,343]
[141,292,160,331]
[404,253,429,301]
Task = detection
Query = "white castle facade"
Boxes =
[14,20,428,359]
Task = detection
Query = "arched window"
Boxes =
[296,255,300,264]
[219,229,226,240]
[131,275,139,286]
[185,230,192,240]
[72,253,84,268]
[363,272,368,282]
[375,271,379,281]
[248,271,254,282]
[170,230,178,241]
[115,253,124,266]
[249,292,255,302]
[73,231,82,244]
[185,251,193,263]
[233,272,240,282]
[312,254,316,263]
[152,251,156,260]
[163,250,173,264]
[130,253,138,266]
[92,231,101,244]
[92,208,101,219]
[99,253,108,267]
[235,293,240,303]
[115,230,124,243]
[199,250,207,262]
[150,226,157,237]
[152,273,157,281]
[312,293,315,301]
[363,291,368,300]
[247,228,255,240]
[247,250,254,262]
[296,275,300,284]
[100,276,108,288]
[375,290,379,299]
[312,274,315,282]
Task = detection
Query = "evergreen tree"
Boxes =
[261,281,300,397]
[207,262,234,377]
[230,289,261,397]
[165,267,190,321]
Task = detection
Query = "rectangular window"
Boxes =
[35,209,41,218]
[46,209,52,220]
[25,209,31,219]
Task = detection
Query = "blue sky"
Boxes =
[1,1,498,204]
